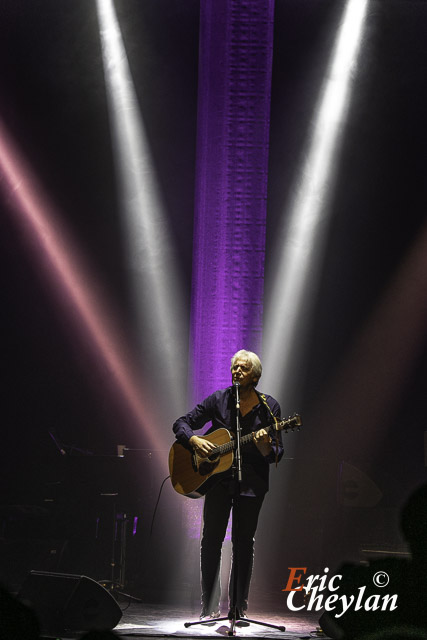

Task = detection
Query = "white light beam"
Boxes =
[96,0,188,422]
[263,0,369,404]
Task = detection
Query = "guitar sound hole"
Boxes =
[199,456,220,477]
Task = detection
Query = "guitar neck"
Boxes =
[211,419,288,457]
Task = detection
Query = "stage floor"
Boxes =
[38,602,329,640]
[111,603,327,640]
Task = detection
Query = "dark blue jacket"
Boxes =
[173,387,284,496]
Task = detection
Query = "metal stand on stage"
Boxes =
[99,498,124,589]
[184,382,287,635]
[98,488,141,603]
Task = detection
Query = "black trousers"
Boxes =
[200,480,265,613]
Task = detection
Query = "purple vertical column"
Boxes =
[190,0,275,403]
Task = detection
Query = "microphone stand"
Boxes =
[228,381,242,635]
[227,383,286,635]
[185,383,286,635]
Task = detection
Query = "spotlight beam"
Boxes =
[263,0,369,404]
[308,218,427,460]
[96,0,188,421]
[0,117,168,455]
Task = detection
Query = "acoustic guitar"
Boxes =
[169,414,301,498]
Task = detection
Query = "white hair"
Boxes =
[230,349,262,386]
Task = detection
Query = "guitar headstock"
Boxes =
[277,413,302,433]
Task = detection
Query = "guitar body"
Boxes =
[168,428,234,498]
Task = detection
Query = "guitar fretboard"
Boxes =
[208,416,300,458]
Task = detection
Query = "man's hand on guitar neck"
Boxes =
[253,428,273,456]
[189,435,217,458]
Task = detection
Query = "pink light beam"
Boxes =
[0,117,168,458]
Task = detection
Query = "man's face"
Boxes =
[231,358,257,388]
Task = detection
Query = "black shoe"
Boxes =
[199,609,220,625]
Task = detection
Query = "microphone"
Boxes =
[233,381,240,408]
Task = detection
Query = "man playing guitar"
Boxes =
[172,350,284,623]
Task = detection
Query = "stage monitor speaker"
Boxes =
[18,570,122,634]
